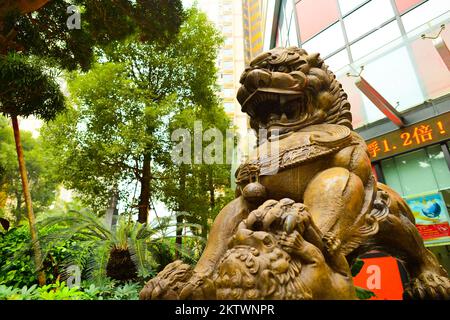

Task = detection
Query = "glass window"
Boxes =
[277,0,288,47]
[223,4,232,13]
[222,61,233,70]
[350,20,401,61]
[395,0,424,14]
[381,145,450,197]
[410,29,450,100]
[224,102,235,112]
[343,0,395,42]
[338,0,368,15]
[381,158,405,196]
[223,25,232,34]
[224,37,233,46]
[427,145,450,190]
[223,15,233,22]
[286,2,299,47]
[361,96,386,123]
[337,71,368,128]
[401,0,450,33]
[393,149,439,196]
[222,74,233,83]
[302,22,345,57]
[222,49,233,57]
[296,0,339,42]
[325,49,349,72]
[223,88,234,98]
[361,46,425,113]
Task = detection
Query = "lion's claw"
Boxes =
[404,272,450,300]
[245,198,312,235]
[139,260,192,300]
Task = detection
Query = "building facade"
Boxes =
[259,0,450,292]
[242,0,265,64]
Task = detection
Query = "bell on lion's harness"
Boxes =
[242,174,267,205]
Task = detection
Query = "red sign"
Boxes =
[416,222,450,240]
[365,112,450,161]
[353,256,404,300]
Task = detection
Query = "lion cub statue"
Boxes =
[141,47,450,300]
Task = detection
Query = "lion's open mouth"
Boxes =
[244,90,311,137]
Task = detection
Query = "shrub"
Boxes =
[0,224,93,287]
[0,279,141,300]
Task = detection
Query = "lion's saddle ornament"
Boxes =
[141,47,450,300]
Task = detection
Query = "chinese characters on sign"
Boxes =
[365,112,450,161]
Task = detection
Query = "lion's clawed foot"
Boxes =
[243,198,312,234]
[140,261,215,300]
[404,272,450,300]
[323,232,341,253]
[139,260,193,300]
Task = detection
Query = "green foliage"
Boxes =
[0,226,38,287]
[36,281,88,300]
[0,53,65,119]
[0,116,60,222]
[37,210,200,282]
[0,224,93,288]
[41,8,230,221]
[351,258,365,277]
[1,0,184,70]
[0,279,141,300]
[355,286,377,300]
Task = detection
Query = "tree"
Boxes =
[0,54,65,285]
[159,106,234,255]
[1,0,185,68]
[0,0,184,286]
[42,8,226,225]
[0,115,59,223]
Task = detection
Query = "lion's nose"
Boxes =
[244,69,271,92]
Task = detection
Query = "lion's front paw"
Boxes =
[244,198,312,234]
[403,272,450,300]
[139,260,192,300]
[323,232,341,253]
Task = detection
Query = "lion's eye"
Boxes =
[278,66,288,72]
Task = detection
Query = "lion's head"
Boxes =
[237,47,352,138]
[214,228,312,300]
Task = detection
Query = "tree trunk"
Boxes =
[105,187,119,230]
[208,168,215,211]
[204,168,215,240]
[138,153,151,224]
[11,115,46,285]
[175,165,186,259]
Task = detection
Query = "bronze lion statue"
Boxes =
[141,47,450,300]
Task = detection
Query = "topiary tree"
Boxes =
[0,53,65,285]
